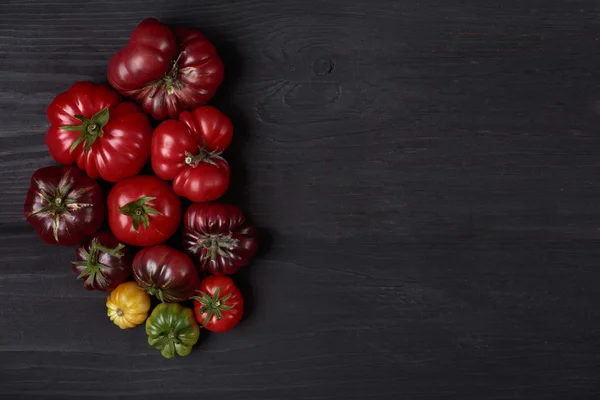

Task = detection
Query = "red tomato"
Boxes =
[107,18,224,121]
[107,175,181,246]
[151,106,232,202]
[182,203,257,275]
[192,276,243,332]
[45,81,153,182]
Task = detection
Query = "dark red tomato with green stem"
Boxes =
[151,106,232,202]
[24,166,105,246]
[107,175,181,247]
[192,275,243,332]
[45,81,153,182]
[183,203,258,275]
[107,18,224,121]
[133,245,201,303]
[72,231,133,291]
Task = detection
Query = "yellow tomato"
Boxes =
[106,281,151,329]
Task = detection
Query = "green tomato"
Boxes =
[145,303,200,358]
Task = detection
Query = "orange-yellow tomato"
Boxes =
[106,281,151,329]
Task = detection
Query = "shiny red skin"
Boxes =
[133,245,201,302]
[24,166,105,246]
[193,276,243,332]
[72,231,134,291]
[107,176,181,246]
[183,203,258,275]
[107,18,224,121]
[45,81,153,182]
[151,106,232,202]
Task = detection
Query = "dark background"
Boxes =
[1,0,600,399]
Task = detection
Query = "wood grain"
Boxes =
[1,0,600,399]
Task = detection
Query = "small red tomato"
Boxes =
[45,81,153,182]
[151,106,232,202]
[192,276,243,332]
[183,203,258,275]
[107,175,181,246]
[24,166,105,246]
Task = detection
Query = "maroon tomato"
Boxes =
[107,18,224,121]
[72,231,133,291]
[107,176,181,246]
[133,245,201,302]
[192,275,243,332]
[45,81,153,182]
[151,106,232,202]
[24,166,105,246]
[183,203,257,275]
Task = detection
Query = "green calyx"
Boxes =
[60,107,110,154]
[192,234,238,262]
[117,196,162,232]
[73,239,124,286]
[145,303,200,359]
[27,182,91,242]
[149,53,184,98]
[191,286,233,327]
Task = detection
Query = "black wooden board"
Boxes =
[1,0,600,399]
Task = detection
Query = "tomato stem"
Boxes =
[191,287,234,327]
[117,196,162,232]
[184,146,225,168]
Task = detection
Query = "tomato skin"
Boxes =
[107,18,224,121]
[183,203,257,275]
[192,276,243,333]
[24,166,105,246]
[45,81,153,182]
[106,281,151,329]
[107,175,181,246]
[146,303,199,358]
[72,231,133,292]
[133,245,201,303]
[151,106,232,202]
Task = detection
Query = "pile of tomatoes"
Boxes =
[23,18,257,359]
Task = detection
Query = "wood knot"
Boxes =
[312,58,335,76]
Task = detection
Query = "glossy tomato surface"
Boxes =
[72,231,134,291]
[192,275,243,332]
[133,245,201,303]
[107,175,181,246]
[46,81,153,182]
[151,106,232,202]
[24,166,105,246]
[108,18,224,121]
[183,203,257,275]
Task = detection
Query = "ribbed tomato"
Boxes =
[183,203,257,275]
[45,82,153,182]
[151,106,232,202]
[108,18,224,121]
[24,166,105,246]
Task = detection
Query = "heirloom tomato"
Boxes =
[107,176,181,246]
[24,166,105,246]
[146,303,199,358]
[183,203,257,275]
[45,81,153,182]
[108,18,224,121]
[72,231,133,291]
[133,245,201,303]
[192,276,243,332]
[151,106,232,202]
[106,281,151,329]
